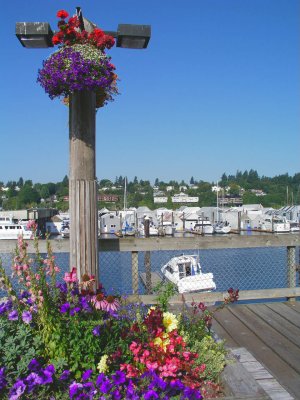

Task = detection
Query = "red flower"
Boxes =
[57,10,69,19]
[52,31,64,45]
[52,35,61,45]
[68,16,80,29]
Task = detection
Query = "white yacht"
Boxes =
[0,217,32,240]
[260,216,290,233]
[161,254,216,294]
[193,219,214,234]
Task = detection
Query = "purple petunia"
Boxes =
[0,367,7,390]
[60,370,71,381]
[8,310,18,321]
[92,325,101,336]
[9,379,26,400]
[56,282,68,294]
[39,365,55,385]
[70,307,81,316]
[183,386,203,399]
[37,46,117,104]
[82,369,93,381]
[21,311,32,324]
[111,371,126,385]
[69,382,83,398]
[25,372,42,392]
[98,377,112,394]
[28,359,41,372]
[144,389,159,400]
[60,302,71,313]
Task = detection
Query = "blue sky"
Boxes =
[1,0,299,185]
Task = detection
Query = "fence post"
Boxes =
[287,246,296,302]
[145,251,152,294]
[131,251,139,294]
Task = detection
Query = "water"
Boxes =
[1,245,298,296]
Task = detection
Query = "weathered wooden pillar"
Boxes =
[143,217,152,292]
[131,251,139,294]
[69,90,99,283]
[287,246,296,302]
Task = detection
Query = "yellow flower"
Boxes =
[97,355,109,373]
[163,312,178,333]
[153,333,170,351]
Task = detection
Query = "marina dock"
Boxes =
[212,301,300,399]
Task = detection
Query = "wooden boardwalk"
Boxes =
[212,301,300,399]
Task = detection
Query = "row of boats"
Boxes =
[0,211,299,240]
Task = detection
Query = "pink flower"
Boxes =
[104,296,120,312]
[92,293,107,310]
[26,220,37,231]
[63,267,77,283]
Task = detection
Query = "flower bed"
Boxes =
[0,222,239,399]
[37,10,118,108]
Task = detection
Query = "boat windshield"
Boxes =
[178,261,198,278]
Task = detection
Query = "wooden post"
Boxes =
[287,246,296,302]
[145,251,152,294]
[144,217,150,238]
[69,90,99,284]
[131,251,139,294]
[238,211,241,232]
[143,217,151,292]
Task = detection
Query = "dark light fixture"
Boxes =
[16,10,151,50]
[16,22,53,48]
[116,24,151,49]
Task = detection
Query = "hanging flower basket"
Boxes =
[37,10,119,108]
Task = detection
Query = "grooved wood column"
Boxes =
[69,90,99,282]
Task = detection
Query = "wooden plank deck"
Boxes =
[212,302,300,399]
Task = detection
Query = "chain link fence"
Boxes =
[1,245,299,296]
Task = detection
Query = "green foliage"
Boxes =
[189,336,227,381]
[153,281,177,312]
[0,318,44,387]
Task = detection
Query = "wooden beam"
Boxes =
[126,287,300,304]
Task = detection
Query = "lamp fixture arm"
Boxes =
[76,7,85,31]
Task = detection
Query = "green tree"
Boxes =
[18,186,40,206]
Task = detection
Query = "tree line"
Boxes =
[1,170,299,211]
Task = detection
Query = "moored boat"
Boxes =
[0,223,32,240]
[213,221,231,234]
[161,254,216,294]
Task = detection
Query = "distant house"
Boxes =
[166,186,174,192]
[154,197,168,203]
[250,189,267,196]
[172,193,198,203]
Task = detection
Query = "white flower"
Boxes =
[97,355,109,373]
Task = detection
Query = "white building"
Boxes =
[172,193,198,203]
[154,197,168,203]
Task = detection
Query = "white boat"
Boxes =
[214,181,231,234]
[138,224,159,236]
[289,221,300,232]
[213,222,231,234]
[261,216,290,233]
[0,217,33,240]
[194,219,214,234]
[161,254,216,294]
[60,219,70,238]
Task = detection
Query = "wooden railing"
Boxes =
[0,233,299,304]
